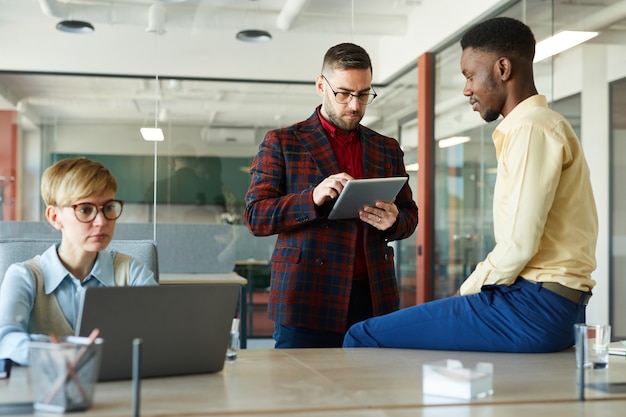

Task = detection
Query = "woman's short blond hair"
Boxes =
[41,157,118,206]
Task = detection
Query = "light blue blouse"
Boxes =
[0,244,157,365]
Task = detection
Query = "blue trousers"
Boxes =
[343,278,588,353]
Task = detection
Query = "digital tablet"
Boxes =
[328,177,408,220]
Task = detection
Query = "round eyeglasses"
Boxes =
[322,75,377,105]
[68,199,124,223]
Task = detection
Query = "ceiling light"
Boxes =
[141,128,164,141]
[236,29,272,43]
[438,136,470,148]
[534,31,598,63]
[237,0,272,43]
[56,20,94,34]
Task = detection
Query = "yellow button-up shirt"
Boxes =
[460,95,598,295]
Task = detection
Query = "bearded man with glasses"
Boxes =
[0,157,157,365]
[245,42,418,348]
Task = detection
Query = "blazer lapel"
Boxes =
[296,111,341,178]
[361,128,386,178]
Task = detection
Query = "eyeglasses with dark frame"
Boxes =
[321,75,377,105]
[68,199,124,223]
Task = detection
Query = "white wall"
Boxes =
[377,0,506,81]
[579,44,611,325]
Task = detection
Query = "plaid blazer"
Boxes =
[244,108,419,333]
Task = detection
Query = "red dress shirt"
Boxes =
[318,110,368,280]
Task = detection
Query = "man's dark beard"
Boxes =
[483,109,499,122]
[482,76,500,123]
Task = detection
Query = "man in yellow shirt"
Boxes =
[343,17,598,352]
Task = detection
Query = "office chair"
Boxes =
[0,238,159,286]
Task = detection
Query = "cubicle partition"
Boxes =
[0,221,236,274]
[0,221,257,345]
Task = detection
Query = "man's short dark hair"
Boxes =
[460,17,536,62]
[321,42,372,75]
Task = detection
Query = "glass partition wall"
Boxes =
[0,69,420,323]
[3,73,416,236]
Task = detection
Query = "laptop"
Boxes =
[75,283,240,381]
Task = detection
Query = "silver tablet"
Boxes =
[328,177,408,220]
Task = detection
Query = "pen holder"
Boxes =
[28,336,104,413]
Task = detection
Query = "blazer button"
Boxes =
[316,258,324,265]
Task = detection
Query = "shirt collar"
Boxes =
[495,94,547,137]
[89,251,115,286]
[40,244,113,293]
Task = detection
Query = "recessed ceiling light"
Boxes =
[141,128,165,141]
[236,29,272,43]
[56,20,95,34]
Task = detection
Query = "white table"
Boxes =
[4,348,626,416]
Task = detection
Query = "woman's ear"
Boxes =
[45,205,63,231]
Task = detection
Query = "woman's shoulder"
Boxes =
[106,250,157,285]
[3,259,38,291]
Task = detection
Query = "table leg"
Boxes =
[239,285,247,349]
[247,265,254,341]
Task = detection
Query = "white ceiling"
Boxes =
[2,0,626,140]
[0,0,424,133]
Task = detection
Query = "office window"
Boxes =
[611,78,626,338]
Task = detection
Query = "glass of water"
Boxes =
[575,323,611,369]
[226,318,240,363]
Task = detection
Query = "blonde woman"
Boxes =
[0,157,156,365]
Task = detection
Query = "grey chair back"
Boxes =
[0,238,159,286]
